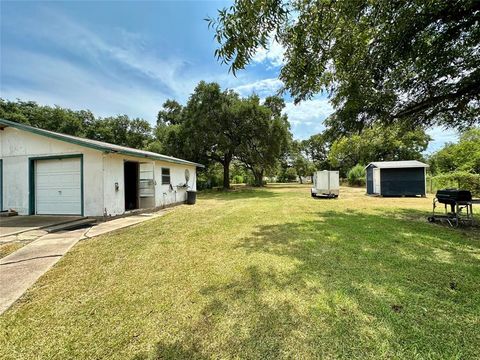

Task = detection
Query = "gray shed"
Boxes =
[365,160,429,197]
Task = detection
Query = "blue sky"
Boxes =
[0,1,456,151]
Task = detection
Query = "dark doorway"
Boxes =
[124,161,139,211]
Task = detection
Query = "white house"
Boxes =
[0,118,203,217]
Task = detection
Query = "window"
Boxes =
[161,168,170,185]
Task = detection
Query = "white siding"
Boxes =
[0,127,104,216]
[0,126,198,217]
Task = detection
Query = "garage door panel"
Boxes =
[35,158,82,215]
[36,174,81,188]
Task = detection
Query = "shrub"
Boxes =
[347,164,366,186]
[428,171,480,197]
[232,175,244,184]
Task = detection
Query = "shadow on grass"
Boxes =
[139,210,479,359]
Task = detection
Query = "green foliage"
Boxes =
[236,95,291,186]
[156,84,292,189]
[277,167,298,183]
[0,99,153,149]
[428,171,480,197]
[347,164,366,186]
[328,124,430,177]
[157,99,184,126]
[302,133,330,169]
[85,116,152,149]
[428,128,480,175]
[209,1,480,131]
[286,140,315,184]
[196,163,224,190]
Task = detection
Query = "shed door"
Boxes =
[36,158,81,215]
[373,168,381,194]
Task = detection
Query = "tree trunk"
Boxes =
[253,170,264,187]
[299,176,303,184]
[223,156,232,189]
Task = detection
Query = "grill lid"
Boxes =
[436,189,472,203]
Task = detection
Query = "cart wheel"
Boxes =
[311,190,316,198]
[427,216,435,223]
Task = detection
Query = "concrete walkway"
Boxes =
[0,211,168,314]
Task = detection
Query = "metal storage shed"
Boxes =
[365,160,429,197]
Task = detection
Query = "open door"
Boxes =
[139,163,155,209]
[124,161,139,211]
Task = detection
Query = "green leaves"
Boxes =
[209,0,480,130]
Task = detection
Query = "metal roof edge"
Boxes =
[365,161,429,169]
[0,118,204,168]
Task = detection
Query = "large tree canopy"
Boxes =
[209,0,480,131]
[236,95,291,186]
[155,83,292,188]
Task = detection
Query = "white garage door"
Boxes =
[35,158,82,215]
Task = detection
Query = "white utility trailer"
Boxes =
[311,170,340,198]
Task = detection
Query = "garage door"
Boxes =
[35,158,82,215]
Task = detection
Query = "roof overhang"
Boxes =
[365,161,429,169]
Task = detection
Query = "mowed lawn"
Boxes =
[1,185,479,359]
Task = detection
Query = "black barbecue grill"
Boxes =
[428,189,475,227]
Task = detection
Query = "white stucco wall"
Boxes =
[0,126,198,217]
[0,127,104,216]
[154,162,196,208]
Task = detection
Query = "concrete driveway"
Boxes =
[0,216,83,238]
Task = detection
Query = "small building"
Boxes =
[0,118,203,217]
[365,160,428,197]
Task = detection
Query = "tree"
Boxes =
[157,99,184,126]
[236,95,291,186]
[209,0,480,132]
[149,100,187,156]
[302,133,330,170]
[284,140,314,184]
[1,99,154,149]
[0,98,90,136]
[328,124,430,176]
[180,81,242,189]
[428,128,480,174]
[85,115,153,148]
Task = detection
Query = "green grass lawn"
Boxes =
[1,185,479,359]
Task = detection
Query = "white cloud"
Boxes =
[0,8,234,122]
[233,78,283,97]
[1,49,168,122]
[251,37,285,68]
[282,98,334,139]
[283,98,334,125]
[18,10,195,98]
